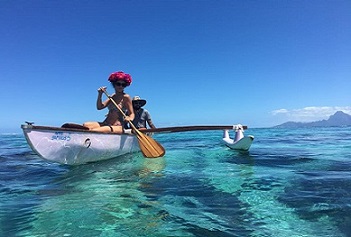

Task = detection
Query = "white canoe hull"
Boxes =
[22,125,139,165]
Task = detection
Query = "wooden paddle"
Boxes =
[102,90,165,158]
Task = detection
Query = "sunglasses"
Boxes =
[113,82,127,87]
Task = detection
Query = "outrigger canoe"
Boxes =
[21,123,254,165]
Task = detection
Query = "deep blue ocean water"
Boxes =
[1,127,351,236]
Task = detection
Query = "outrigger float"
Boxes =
[222,124,254,151]
[21,122,254,165]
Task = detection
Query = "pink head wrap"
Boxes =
[108,71,132,86]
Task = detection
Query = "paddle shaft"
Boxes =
[102,90,148,135]
[102,90,165,158]
[101,91,131,126]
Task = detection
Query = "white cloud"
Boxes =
[271,109,288,115]
[271,106,351,122]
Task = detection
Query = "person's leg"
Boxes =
[111,126,123,133]
[92,125,123,133]
[83,121,101,130]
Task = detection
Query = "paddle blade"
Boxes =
[136,133,165,158]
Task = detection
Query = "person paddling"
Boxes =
[83,71,135,133]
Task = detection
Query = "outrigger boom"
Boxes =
[142,125,248,133]
[142,124,254,151]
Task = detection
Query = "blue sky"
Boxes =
[1,0,350,132]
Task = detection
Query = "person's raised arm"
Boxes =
[96,86,109,110]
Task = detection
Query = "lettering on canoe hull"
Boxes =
[51,132,71,141]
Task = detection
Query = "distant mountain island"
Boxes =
[274,111,351,128]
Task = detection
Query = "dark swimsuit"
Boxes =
[100,98,125,132]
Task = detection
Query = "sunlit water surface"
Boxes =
[1,127,350,236]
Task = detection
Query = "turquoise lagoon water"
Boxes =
[0,127,351,236]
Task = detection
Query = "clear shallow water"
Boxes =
[1,127,351,236]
